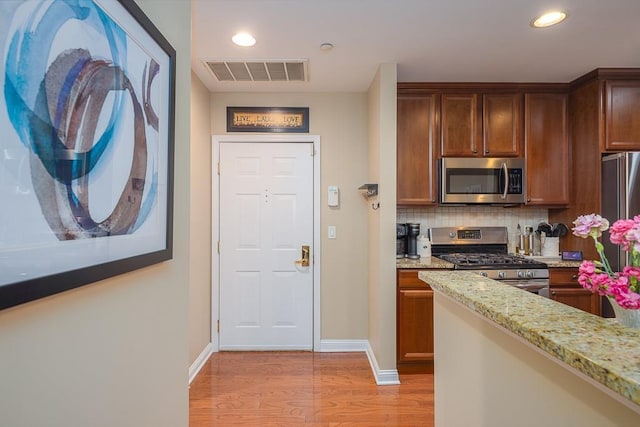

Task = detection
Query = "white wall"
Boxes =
[0,1,191,426]
[434,293,640,426]
[189,72,212,364]
[367,64,398,372]
[210,92,370,341]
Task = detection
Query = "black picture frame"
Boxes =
[0,0,176,310]
[227,107,310,133]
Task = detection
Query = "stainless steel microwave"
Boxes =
[439,157,525,204]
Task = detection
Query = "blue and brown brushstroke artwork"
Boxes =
[4,0,159,240]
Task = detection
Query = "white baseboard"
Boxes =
[318,339,369,352]
[189,340,400,386]
[365,342,400,385]
[189,342,213,385]
[318,339,400,385]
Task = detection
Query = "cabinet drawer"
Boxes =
[398,269,432,289]
[549,268,580,287]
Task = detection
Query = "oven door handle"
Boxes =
[500,162,509,200]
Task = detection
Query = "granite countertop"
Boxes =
[396,256,580,269]
[419,270,640,408]
[546,260,583,268]
[521,255,583,268]
[396,257,454,269]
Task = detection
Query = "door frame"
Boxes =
[211,134,321,352]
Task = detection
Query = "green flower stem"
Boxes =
[631,249,640,293]
[594,239,614,276]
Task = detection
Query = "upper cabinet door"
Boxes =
[524,93,569,206]
[440,94,481,156]
[604,80,640,151]
[397,95,440,205]
[441,93,522,157]
[483,93,523,157]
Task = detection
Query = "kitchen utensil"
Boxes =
[537,222,552,237]
[555,223,569,237]
[551,223,569,237]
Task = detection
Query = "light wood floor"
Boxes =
[189,351,434,426]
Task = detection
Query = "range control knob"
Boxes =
[517,271,525,279]
[449,232,456,239]
[479,272,488,277]
[525,270,534,279]
[498,271,506,279]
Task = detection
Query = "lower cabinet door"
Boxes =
[397,288,434,370]
[549,287,601,315]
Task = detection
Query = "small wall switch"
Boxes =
[328,186,339,207]
[328,226,337,239]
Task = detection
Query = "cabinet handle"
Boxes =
[472,149,478,154]
[572,275,577,280]
[485,150,489,154]
[551,291,557,296]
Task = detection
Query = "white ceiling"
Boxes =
[191,0,640,93]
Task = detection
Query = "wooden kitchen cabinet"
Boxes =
[397,269,434,374]
[441,93,522,157]
[483,93,523,157]
[397,94,439,205]
[549,267,601,316]
[604,80,640,151]
[440,93,481,157]
[524,93,569,205]
[549,69,640,258]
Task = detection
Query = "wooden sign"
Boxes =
[227,107,309,133]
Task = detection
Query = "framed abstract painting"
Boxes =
[0,0,175,310]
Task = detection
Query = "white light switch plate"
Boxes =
[328,226,337,239]
[328,186,339,207]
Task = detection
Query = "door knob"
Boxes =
[294,245,310,267]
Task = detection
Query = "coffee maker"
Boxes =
[396,223,408,259]
[406,223,420,259]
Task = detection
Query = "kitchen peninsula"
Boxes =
[420,270,640,427]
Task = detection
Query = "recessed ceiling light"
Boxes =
[320,42,334,51]
[232,32,256,47]
[531,11,568,28]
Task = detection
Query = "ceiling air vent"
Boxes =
[205,60,308,82]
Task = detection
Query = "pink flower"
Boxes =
[611,278,640,309]
[572,214,609,239]
[573,214,640,310]
[609,219,636,249]
[578,260,596,275]
[577,261,613,295]
[622,266,640,279]
[627,227,640,252]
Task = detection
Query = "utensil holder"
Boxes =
[542,237,559,257]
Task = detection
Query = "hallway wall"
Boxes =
[210,92,370,341]
[0,1,192,425]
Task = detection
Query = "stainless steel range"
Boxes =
[430,226,549,294]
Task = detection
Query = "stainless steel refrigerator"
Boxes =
[601,152,640,316]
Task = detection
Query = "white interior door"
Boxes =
[219,142,314,350]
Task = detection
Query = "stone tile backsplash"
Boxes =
[397,206,549,254]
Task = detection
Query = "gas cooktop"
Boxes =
[429,226,548,270]
[437,252,548,270]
